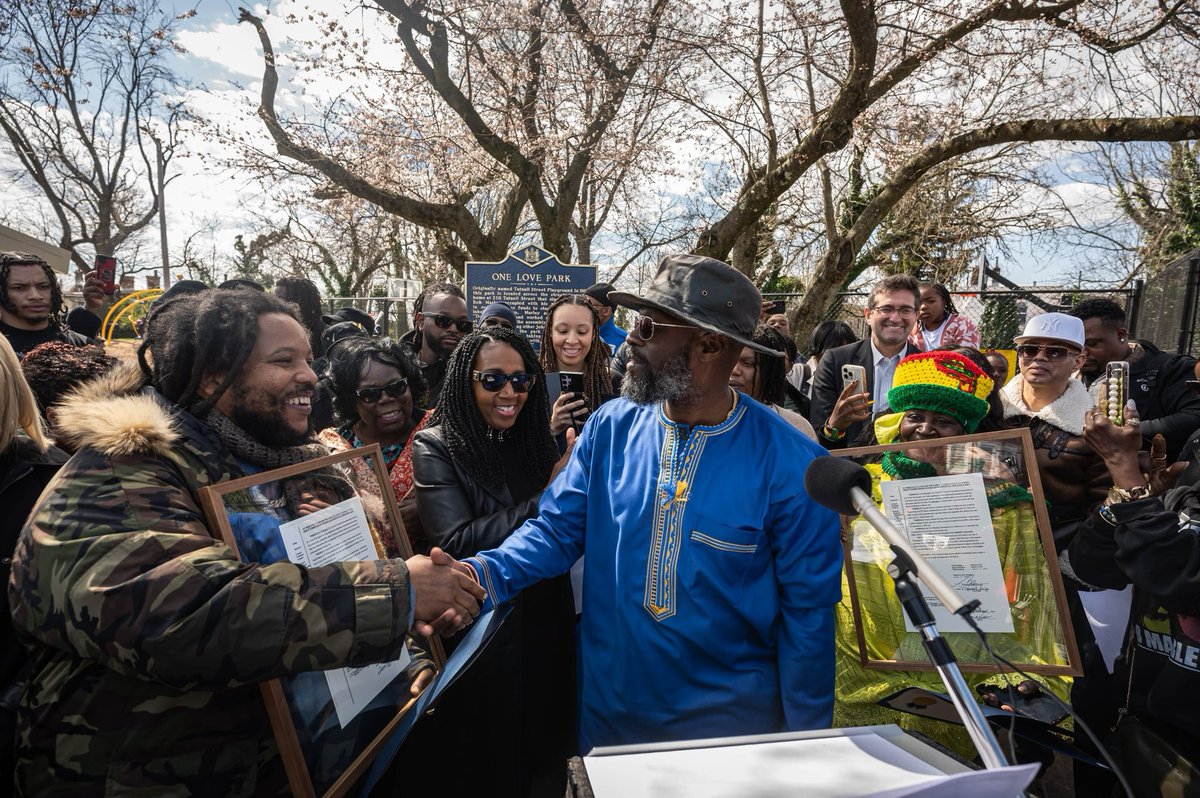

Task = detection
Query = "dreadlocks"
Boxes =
[750,323,789,405]
[430,327,559,490]
[411,282,465,352]
[538,294,612,413]
[137,288,301,416]
[0,252,66,329]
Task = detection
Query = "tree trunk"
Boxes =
[727,217,763,278]
[792,236,856,336]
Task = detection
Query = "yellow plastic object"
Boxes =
[101,289,163,342]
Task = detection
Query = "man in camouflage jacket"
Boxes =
[7,290,481,796]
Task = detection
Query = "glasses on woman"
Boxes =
[472,370,536,393]
[427,313,473,333]
[632,313,694,340]
[1015,344,1078,361]
[355,378,409,404]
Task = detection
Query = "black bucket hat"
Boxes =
[608,254,781,357]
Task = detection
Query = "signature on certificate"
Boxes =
[952,573,990,592]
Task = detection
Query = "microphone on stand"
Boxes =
[804,454,1015,777]
[804,455,979,620]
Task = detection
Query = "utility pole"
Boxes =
[154,134,171,289]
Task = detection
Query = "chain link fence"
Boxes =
[323,296,417,339]
[1137,249,1200,357]
[764,286,1140,353]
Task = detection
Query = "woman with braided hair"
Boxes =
[539,293,614,437]
[403,326,576,796]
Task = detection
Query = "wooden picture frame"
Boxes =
[833,428,1082,677]
[198,445,444,798]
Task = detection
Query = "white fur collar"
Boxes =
[1000,375,1094,436]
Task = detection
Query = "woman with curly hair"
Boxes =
[539,293,613,437]
[314,337,428,554]
[403,327,575,796]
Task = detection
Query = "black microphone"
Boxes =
[804,455,872,515]
[804,455,972,616]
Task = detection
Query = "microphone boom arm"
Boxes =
[848,486,979,618]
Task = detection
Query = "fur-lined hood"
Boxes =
[1000,374,1094,435]
[53,364,181,458]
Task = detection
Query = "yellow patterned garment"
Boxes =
[833,463,1073,756]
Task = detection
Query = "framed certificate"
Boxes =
[834,428,1081,676]
[198,445,444,798]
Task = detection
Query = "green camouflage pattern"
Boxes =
[7,383,414,796]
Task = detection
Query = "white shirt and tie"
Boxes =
[870,341,903,413]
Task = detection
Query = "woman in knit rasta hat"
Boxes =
[833,349,1073,757]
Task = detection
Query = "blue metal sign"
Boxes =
[465,245,597,351]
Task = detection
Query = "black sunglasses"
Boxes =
[633,313,694,340]
[427,312,473,333]
[1015,344,1078,361]
[472,370,536,393]
[356,378,409,404]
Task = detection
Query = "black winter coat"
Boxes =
[410,426,542,559]
[1069,485,1200,759]
[1,438,66,692]
[404,425,576,797]
[1,437,66,783]
[1086,340,1200,462]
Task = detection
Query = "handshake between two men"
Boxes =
[406,546,486,637]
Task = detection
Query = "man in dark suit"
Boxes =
[811,274,921,448]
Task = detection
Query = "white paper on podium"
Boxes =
[277,497,410,728]
[863,763,1039,798]
[584,733,1037,797]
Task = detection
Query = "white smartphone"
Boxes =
[841,363,867,393]
[1105,361,1130,425]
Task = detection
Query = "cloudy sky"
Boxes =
[3,0,1146,290]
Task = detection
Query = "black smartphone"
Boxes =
[560,372,586,430]
[768,299,785,315]
[976,684,1068,725]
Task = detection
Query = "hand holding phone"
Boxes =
[1104,362,1130,426]
[93,255,118,295]
[560,372,588,431]
[841,364,867,393]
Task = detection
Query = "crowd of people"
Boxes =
[2,247,1200,796]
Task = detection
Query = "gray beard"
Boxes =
[621,342,694,405]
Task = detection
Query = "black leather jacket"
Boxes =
[410,426,542,559]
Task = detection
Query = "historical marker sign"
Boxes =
[465,245,597,351]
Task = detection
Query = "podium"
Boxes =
[570,725,1038,798]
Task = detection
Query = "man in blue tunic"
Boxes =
[462,254,842,751]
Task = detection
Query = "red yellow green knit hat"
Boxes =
[886,351,993,433]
